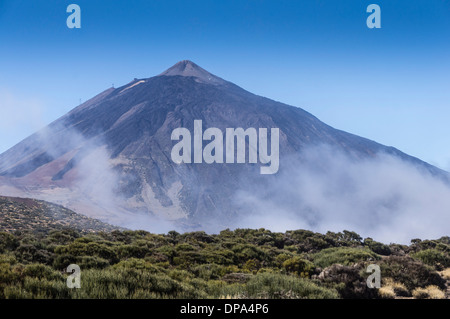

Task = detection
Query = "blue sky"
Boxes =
[1,0,449,168]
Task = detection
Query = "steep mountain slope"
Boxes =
[0,60,447,233]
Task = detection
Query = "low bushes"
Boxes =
[241,272,339,299]
[378,256,446,291]
[412,285,446,299]
[379,278,409,298]
[317,264,377,299]
[312,247,380,268]
[0,228,448,299]
[412,249,450,270]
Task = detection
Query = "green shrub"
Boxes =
[168,269,194,282]
[175,243,195,252]
[191,264,233,280]
[0,262,21,286]
[364,238,391,256]
[22,277,70,298]
[231,244,268,264]
[274,253,292,266]
[55,241,118,264]
[71,268,206,299]
[379,256,446,291]
[52,254,77,270]
[0,232,18,252]
[243,259,261,274]
[411,239,450,254]
[243,272,339,299]
[113,258,163,273]
[117,244,149,259]
[46,229,80,245]
[325,231,362,247]
[317,264,377,299]
[14,243,52,264]
[76,256,110,269]
[313,247,380,268]
[22,264,62,281]
[0,254,17,265]
[282,256,314,277]
[3,285,33,299]
[412,249,450,269]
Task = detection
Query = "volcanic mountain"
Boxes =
[0,60,448,234]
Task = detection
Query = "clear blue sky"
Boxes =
[1,0,449,169]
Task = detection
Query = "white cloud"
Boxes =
[233,145,450,244]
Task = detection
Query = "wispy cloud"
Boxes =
[232,145,450,244]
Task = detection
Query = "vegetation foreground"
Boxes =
[0,194,448,299]
[0,226,449,299]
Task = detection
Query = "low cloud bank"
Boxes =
[232,145,450,244]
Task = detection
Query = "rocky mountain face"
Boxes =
[0,61,447,232]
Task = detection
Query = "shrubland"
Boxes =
[0,228,448,299]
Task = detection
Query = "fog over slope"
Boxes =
[0,61,448,243]
[234,145,450,243]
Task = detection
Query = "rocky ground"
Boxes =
[0,196,123,234]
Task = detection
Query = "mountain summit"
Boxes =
[159,60,226,85]
[0,61,447,234]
